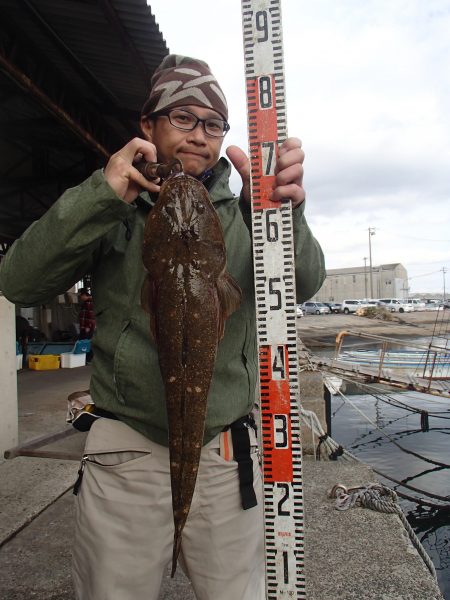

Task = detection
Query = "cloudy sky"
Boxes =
[148,0,449,295]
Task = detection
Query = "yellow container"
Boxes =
[28,354,61,371]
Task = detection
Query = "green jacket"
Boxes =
[0,158,325,445]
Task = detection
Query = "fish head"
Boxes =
[158,174,209,241]
[142,173,223,276]
[141,171,241,330]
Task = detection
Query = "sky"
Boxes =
[148,0,450,295]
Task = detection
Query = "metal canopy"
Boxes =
[0,0,168,248]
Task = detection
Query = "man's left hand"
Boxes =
[226,137,305,208]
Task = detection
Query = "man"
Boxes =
[0,55,325,599]
[77,287,95,362]
[77,287,95,340]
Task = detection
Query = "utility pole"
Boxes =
[443,267,448,301]
[368,227,376,298]
[363,257,368,298]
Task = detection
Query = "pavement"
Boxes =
[0,364,444,599]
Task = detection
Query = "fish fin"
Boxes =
[140,276,157,340]
[171,531,182,577]
[216,273,242,340]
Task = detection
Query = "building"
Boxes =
[313,263,409,302]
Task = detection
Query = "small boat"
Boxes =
[337,348,450,380]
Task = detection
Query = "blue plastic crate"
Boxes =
[73,339,91,354]
[26,342,74,355]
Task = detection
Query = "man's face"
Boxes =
[141,105,224,177]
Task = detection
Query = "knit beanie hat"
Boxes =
[141,54,228,121]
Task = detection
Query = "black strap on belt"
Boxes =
[226,415,258,510]
[73,408,258,510]
[72,405,118,432]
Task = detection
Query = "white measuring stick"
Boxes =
[240,1,305,598]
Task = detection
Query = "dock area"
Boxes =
[297,309,447,349]
[0,365,444,599]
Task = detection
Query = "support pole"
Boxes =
[368,227,375,298]
[0,293,18,456]
[363,257,368,298]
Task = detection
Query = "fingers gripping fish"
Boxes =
[141,160,242,576]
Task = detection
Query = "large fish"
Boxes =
[141,160,242,576]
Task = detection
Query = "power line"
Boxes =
[408,270,444,280]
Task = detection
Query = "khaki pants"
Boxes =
[72,418,264,600]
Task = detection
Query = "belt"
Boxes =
[71,403,258,511]
[70,403,119,432]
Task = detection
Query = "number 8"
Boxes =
[258,76,273,109]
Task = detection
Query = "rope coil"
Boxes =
[328,482,437,580]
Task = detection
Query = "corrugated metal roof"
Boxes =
[0,0,169,244]
[327,263,403,275]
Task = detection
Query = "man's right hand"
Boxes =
[104,138,161,204]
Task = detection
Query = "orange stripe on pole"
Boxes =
[260,345,293,482]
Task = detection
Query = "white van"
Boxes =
[406,299,426,311]
[341,299,367,314]
[378,299,413,313]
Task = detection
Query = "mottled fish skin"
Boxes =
[141,172,241,576]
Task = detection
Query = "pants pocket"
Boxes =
[74,450,153,500]
[86,450,150,468]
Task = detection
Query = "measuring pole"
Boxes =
[240,1,305,598]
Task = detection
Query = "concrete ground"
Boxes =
[0,364,444,599]
[297,309,447,348]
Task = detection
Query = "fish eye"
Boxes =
[196,202,205,213]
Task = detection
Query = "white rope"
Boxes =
[300,406,356,461]
[300,366,439,580]
[328,482,437,580]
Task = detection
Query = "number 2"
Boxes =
[277,483,290,516]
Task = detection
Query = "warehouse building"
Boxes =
[313,263,409,302]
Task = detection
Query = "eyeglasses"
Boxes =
[155,109,230,138]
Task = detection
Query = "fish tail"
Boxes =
[171,531,182,577]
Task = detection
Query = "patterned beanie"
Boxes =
[141,54,228,121]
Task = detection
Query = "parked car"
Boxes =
[443,299,450,310]
[340,300,367,314]
[378,299,413,313]
[424,299,443,310]
[323,302,342,314]
[364,300,382,307]
[406,299,426,311]
[296,305,304,317]
[302,301,330,315]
